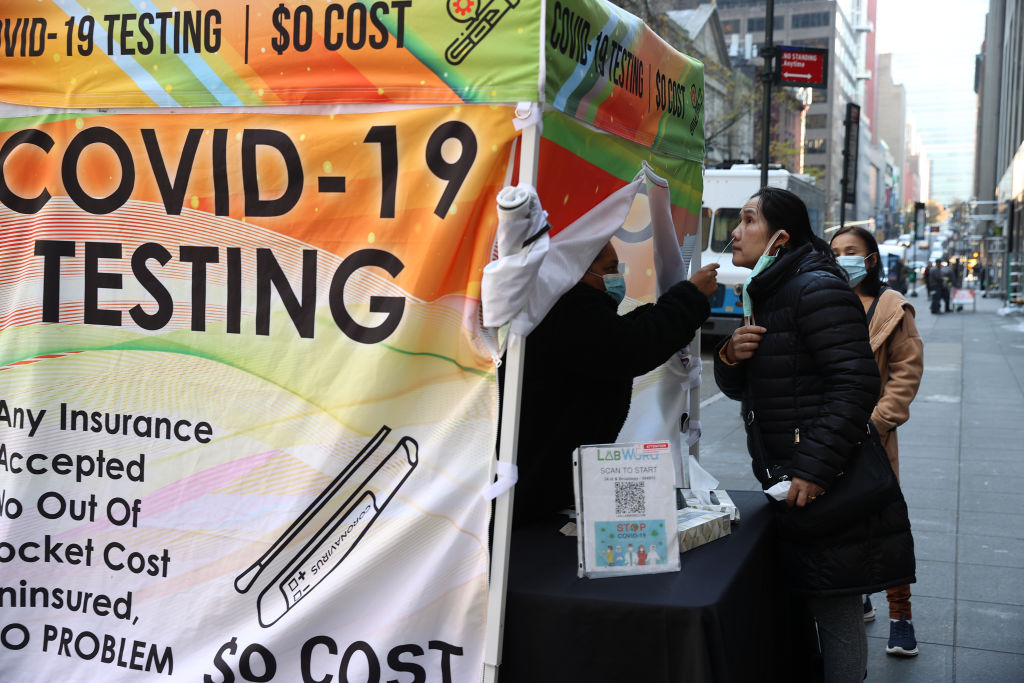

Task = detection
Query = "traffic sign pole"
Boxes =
[760,0,775,189]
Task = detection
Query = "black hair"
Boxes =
[830,225,883,296]
[752,187,835,261]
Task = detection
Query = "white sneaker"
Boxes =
[863,595,876,622]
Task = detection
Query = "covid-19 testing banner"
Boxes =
[0,106,517,682]
[0,1,538,680]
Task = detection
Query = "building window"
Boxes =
[792,12,830,29]
[711,209,739,252]
[793,37,829,50]
[701,208,712,251]
[805,138,827,154]
[721,19,739,34]
[812,89,828,103]
[806,114,827,129]
[747,16,784,32]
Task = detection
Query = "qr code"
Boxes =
[614,481,646,516]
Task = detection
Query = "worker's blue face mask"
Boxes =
[595,272,626,304]
[742,230,786,320]
[837,255,868,287]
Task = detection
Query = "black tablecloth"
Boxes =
[501,490,806,683]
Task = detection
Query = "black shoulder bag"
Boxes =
[746,402,904,538]
[780,422,903,536]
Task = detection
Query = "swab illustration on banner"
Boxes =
[446,0,521,65]
[231,427,419,627]
[233,426,391,595]
[253,434,418,627]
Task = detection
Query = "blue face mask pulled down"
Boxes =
[837,255,868,287]
[742,230,785,321]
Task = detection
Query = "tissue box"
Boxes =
[676,508,731,553]
[678,488,741,522]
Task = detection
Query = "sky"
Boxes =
[874,0,991,204]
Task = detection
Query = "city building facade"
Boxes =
[714,0,864,224]
[973,0,1024,301]
[904,119,930,209]
[621,1,805,172]
[875,53,907,212]
[616,0,899,230]
[664,5,757,166]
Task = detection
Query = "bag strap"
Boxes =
[865,284,888,325]
[742,380,778,484]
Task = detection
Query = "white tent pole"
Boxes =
[482,119,540,683]
[690,221,704,464]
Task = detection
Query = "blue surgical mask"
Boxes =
[599,273,626,304]
[837,255,868,287]
[742,231,785,320]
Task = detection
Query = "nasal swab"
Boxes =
[714,238,735,264]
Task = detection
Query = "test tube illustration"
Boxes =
[445,0,520,65]
[249,431,419,627]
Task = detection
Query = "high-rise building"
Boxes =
[974,0,1024,301]
[876,54,907,206]
[715,0,867,224]
[880,1,987,207]
[973,4,1003,206]
[904,119,930,208]
[855,0,897,237]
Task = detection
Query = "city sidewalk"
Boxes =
[696,288,1024,681]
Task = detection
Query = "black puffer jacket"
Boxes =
[715,243,915,597]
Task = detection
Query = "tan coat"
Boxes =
[866,288,924,479]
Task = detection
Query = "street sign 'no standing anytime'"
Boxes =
[775,45,829,89]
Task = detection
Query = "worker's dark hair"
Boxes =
[752,186,835,262]
[831,225,883,296]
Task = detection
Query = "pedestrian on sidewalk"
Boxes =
[927,259,945,314]
[941,261,954,312]
[714,187,916,683]
[832,225,925,657]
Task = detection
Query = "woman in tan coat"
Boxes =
[831,225,924,657]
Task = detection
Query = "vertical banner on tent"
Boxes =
[0,105,515,680]
[538,0,707,485]
[540,0,705,236]
[545,0,704,162]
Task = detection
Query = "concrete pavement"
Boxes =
[695,289,1024,681]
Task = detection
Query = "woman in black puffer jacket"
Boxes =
[713,188,915,682]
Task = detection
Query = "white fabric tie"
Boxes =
[483,460,519,501]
